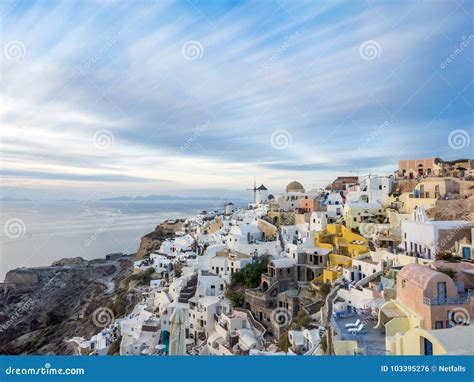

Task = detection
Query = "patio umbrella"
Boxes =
[169,308,187,355]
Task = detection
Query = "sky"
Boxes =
[1,0,473,201]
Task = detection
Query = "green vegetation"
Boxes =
[225,289,245,308]
[290,311,312,331]
[45,310,62,326]
[436,252,462,263]
[278,330,289,353]
[131,267,155,285]
[320,333,327,354]
[319,283,331,300]
[225,256,270,308]
[107,336,122,355]
[230,255,270,289]
[437,267,457,280]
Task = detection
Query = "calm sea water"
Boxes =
[0,199,236,280]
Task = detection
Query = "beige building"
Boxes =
[398,158,444,179]
[414,178,459,199]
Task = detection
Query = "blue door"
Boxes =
[423,338,433,355]
[437,282,446,303]
[463,247,471,260]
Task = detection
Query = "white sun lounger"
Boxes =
[344,319,361,328]
[348,323,365,334]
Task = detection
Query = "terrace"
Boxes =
[332,312,387,355]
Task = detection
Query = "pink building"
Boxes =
[398,158,444,179]
[397,264,472,330]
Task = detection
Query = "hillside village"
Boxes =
[73,157,474,356]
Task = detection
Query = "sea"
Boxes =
[0,199,241,280]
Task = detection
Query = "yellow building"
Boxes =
[312,225,369,284]
[390,326,474,355]
[314,224,369,258]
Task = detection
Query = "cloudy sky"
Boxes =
[1,0,473,200]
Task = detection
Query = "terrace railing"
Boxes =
[423,296,469,305]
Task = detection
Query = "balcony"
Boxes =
[423,296,469,306]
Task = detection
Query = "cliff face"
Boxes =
[135,225,174,260]
[0,256,139,355]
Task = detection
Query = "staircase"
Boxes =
[178,275,197,303]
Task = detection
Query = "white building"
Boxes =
[256,184,269,204]
[401,206,474,259]
[309,212,328,232]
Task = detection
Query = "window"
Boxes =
[435,321,443,329]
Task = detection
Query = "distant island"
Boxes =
[99,195,239,202]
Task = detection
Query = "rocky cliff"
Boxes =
[135,225,174,260]
[0,255,140,355]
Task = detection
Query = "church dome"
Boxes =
[286,181,305,193]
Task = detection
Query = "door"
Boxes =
[423,337,433,355]
[437,282,447,303]
[463,247,471,260]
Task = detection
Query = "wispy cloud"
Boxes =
[1,0,472,199]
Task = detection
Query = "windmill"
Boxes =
[246,177,257,203]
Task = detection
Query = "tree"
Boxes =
[319,283,331,300]
[230,255,269,289]
[290,311,312,331]
[225,289,245,308]
[45,311,61,326]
